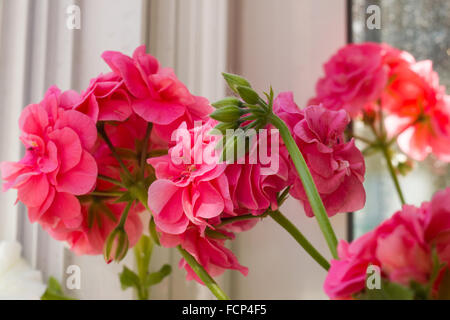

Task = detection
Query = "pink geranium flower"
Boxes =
[160,226,248,281]
[1,86,98,237]
[101,45,212,140]
[274,92,366,217]
[325,188,450,299]
[74,72,132,122]
[147,120,233,235]
[311,43,388,117]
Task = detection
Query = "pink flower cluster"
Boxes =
[311,42,450,162]
[147,120,291,280]
[0,45,212,262]
[324,187,450,299]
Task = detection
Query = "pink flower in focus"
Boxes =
[1,86,98,238]
[225,158,289,215]
[101,45,212,140]
[311,43,388,117]
[147,121,233,235]
[383,60,450,161]
[274,93,366,217]
[74,72,132,122]
[160,226,248,282]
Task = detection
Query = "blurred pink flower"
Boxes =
[324,188,450,299]
[311,43,388,117]
[1,86,98,238]
[147,121,233,235]
[383,60,450,161]
[160,226,248,282]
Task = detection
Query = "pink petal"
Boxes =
[56,150,98,195]
[132,98,186,125]
[48,127,82,173]
[17,174,49,208]
[55,110,97,150]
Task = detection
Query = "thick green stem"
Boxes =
[269,114,338,258]
[380,144,406,205]
[177,246,229,300]
[133,235,154,300]
[270,210,330,270]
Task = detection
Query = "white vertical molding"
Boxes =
[0,0,31,243]
[148,0,230,299]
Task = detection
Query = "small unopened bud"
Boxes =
[210,106,243,123]
[211,97,242,109]
[236,86,260,105]
[104,228,129,263]
[222,72,251,94]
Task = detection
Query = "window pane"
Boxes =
[351,0,450,238]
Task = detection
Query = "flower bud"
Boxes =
[210,106,243,123]
[222,72,251,94]
[211,97,242,109]
[104,228,129,263]
[236,86,260,105]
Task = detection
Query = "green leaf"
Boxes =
[145,264,172,287]
[119,266,140,290]
[357,279,414,300]
[41,277,75,300]
[211,97,242,109]
[210,106,242,123]
[222,72,251,94]
[236,86,260,105]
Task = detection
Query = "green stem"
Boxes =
[90,191,123,197]
[133,235,154,300]
[216,214,262,227]
[117,201,133,229]
[97,175,125,188]
[369,110,406,206]
[177,246,229,300]
[380,144,406,205]
[140,123,153,179]
[270,210,330,270]
[269,114,338,259]
[98,124,134,181]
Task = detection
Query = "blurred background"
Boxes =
[0,0,448,299]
